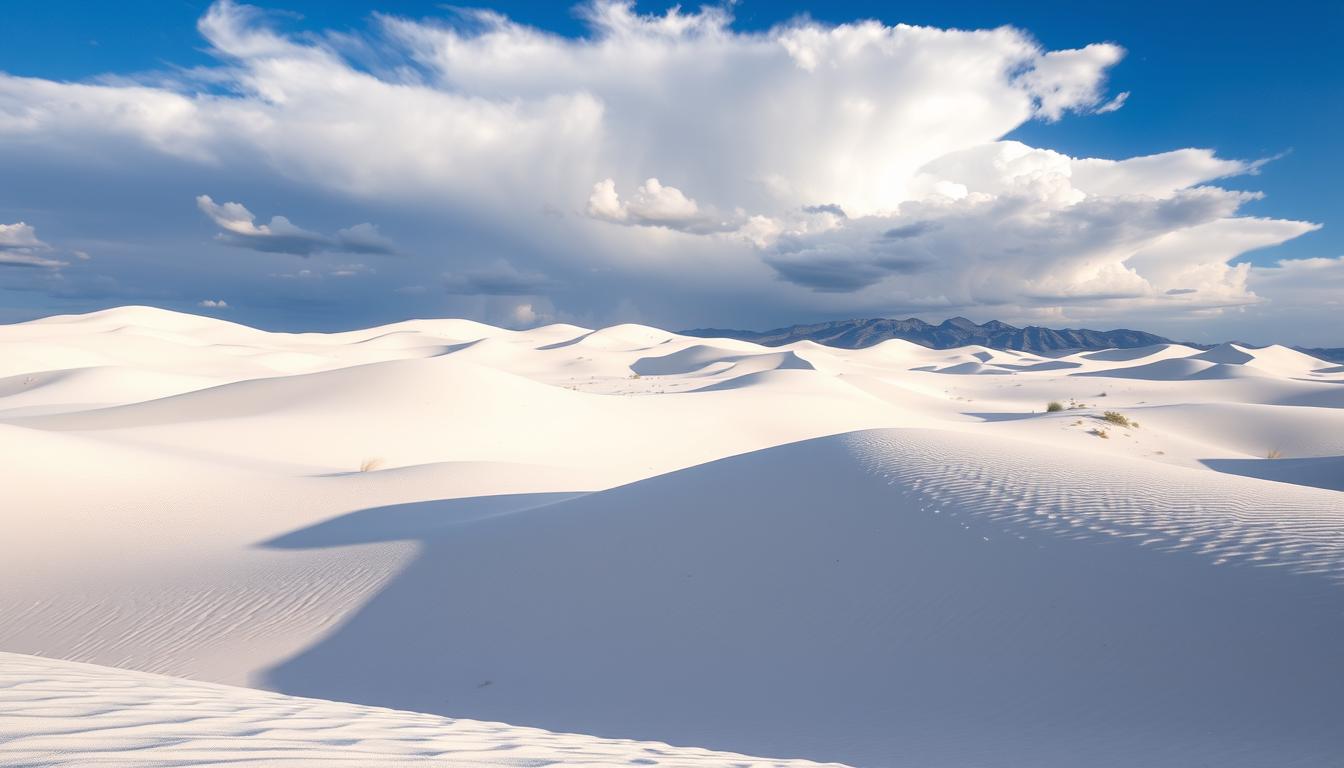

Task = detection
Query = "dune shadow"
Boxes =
[1079,344,1173,362]
[992,360,1081,372]
[262,493,583,549]
[535,331,597,351]
[962,411,1040,422]
[1201,456,1344,492]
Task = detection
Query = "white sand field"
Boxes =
[2,305,1342,766]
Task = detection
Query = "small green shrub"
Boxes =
[1046,401,1064,412]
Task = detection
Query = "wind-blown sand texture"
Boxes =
[2,306,1342,767]
[0,651,848,768]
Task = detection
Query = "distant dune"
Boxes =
[683,315,1344,362]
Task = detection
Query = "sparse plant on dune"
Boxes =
[1047,401,1064,412]
[359,457,384,472]
[1267,448,1283,459]
[1089,428,1110,439]
[1100,411,1132,428]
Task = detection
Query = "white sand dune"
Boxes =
[0,652,847,768]
[1079,343,1200,362]
[260,430,1344,767]
[2,306,1342,767]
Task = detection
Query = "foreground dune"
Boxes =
[2,306,1342,766]
[0,652,847,768]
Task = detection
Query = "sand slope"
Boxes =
[265,430,1344,767]
[0,652,847,768]
[2,307,1342,767]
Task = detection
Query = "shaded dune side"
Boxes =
[266,429,1344,768]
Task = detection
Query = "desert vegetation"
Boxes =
[1100,411,1137,428]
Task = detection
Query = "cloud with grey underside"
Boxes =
[196,196,397,256]
[0,222,65,268]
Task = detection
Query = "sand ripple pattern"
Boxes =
[0,652,847,768]
[847,429,1344,582]
[0,550,411,680]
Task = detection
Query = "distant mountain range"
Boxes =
[682,317,1344,363]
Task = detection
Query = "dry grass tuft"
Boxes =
[1046,401,1064,412]
[1266,448,1283,460]
[1089,428,1110,439]
[1100,411,1132,428]
[359,457,384,472]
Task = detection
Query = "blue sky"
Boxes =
[1,1,1340,342]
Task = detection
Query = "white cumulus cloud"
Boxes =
[587,178,742,235]
[0,1,1329,342]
